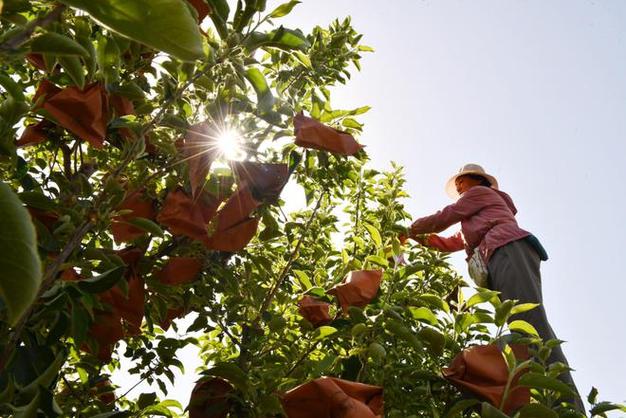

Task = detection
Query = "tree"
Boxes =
[0,1,623,417]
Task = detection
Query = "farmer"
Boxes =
[406,163,584,411]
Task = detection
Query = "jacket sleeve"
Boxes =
[425,232,465,252]
[409,187,489,236]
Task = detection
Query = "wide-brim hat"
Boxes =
[445,163,499,199]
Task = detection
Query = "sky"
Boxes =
[285,0,626,407]
[114,0,626,412]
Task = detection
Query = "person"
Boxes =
[406,163,584,411]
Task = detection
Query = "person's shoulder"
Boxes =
[458,186,504,205]
[463,185,495,197]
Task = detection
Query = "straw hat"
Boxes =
[445,163,499,199]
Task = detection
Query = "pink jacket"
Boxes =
[409,186,530,262]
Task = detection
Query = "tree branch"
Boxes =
[0,4,66,53]
[0,220,92,371]
[258,191,326,316]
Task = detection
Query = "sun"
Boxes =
[215,128,245,161]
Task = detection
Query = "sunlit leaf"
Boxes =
[313,325,337,341]
[510,303,539,315]
[466,289,499,308]
[363,222,381,247]
[508,320,539,337]
[292,269,312,290]
[58,0,203,61]
[245,67,274,113]
[408,306,438,326]
[269,0,300,18]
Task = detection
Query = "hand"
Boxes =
[414,234,430,246]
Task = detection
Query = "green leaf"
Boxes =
[590,401,626,415]
[76,34,97,78]
[0,73,25,101]
[363,222,381,247]
[508,320,539,337]
[14,388,40,418]
[58,0,203,61]
[205,0,229,38]
[244,27,309,52]
[0,97,29,125]
[137,392,158,409]
[480,402,509,418]
[466,290,499,308]
[518,372,576,398]
[245,68,274,113]
[18,192,56,211]
[313,325,337,341]
[269,0,300,18]
[293,50,312,68]
[443,399,480,418]
[158,400,183,411]
[510,303,539,315]
[342,117,362,129]
[365,255,388,267]
[70,300,89,344]
[206,362,247,389]
[0,182,42,325]
[141,405,173,417]
[348,306,367,323]
[58,56,85,89]
[126,217,164,237]
[408,306,438,326]
[517,403,558,418]
[368,342,386,361]
[417,327,445,356]
[90,412,130,418]
[495,299,515,326]
[418,294,450,314]
[21,351,65,396]
[206,0,229,21]
[384,318,421,350]
[76,266,125,294]
[292,269,312,290]
[111,81,146,101]
[30,32,89,57]
[587,386,598,405]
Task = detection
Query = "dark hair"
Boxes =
[463,174,492,187]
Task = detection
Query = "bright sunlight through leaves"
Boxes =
[215,128,245,161]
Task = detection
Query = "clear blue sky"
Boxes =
[285,0,626,407]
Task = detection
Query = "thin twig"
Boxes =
[258,191,326,316]
[284,341,319,378]
[216,318,241,347]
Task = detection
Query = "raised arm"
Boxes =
[424,231,465,252]
[408,186,491,237]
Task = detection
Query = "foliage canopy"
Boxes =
[0,0,623,417]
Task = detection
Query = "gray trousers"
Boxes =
[487,239,585,411]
